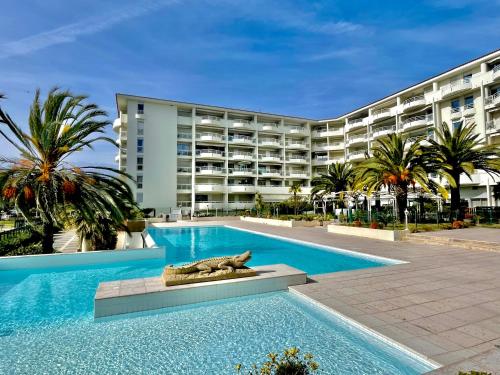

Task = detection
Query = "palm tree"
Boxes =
[288,183,302,216]
[425,121,500,219]
[357,133,444,222]
[311,162,355,209]
[254,192,264,217]
[0,88,136,253]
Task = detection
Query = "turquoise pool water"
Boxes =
[0,259,433,374]
[148,225,392,275]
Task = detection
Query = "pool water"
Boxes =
[148,226,392,275]
[0,259,433,374]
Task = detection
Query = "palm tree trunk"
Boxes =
[396,186,408,223]
[450,178,462,220]
[41,222,54,254]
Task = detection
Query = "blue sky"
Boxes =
[1,0,499,166]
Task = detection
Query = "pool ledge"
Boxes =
[94,264,307,319]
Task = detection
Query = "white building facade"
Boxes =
[114,50,500,215]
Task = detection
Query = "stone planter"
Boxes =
[126,220,146,232]
[327,224,408,241]
[240,216,321,228]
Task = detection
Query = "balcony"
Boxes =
[113,118,122,133]
[441,78,472,98]
[177,166,192,174]
[463,103,476,117]
[135,110,144,120]
[259,138,282,148]
[346,135,368,147]
[486,119,500,135]
[450,107,462,120]
[258,169,282,178]
[285,140,307,149]
[228,135,255,145]
[402,95,426,113]
[177,184,192,192]
[485,92,500,110]
[196,132,225,143]
[346,118,365,132]
[258,154,282,162]
[177,132,192,141]
[288,126,307,135]
[372,125,396,139]
[229,151,254,161]
[196,166,226,175]
[195,201,224,210]
[177,115,192,126]
[286,155,308,164]
[492,65,500,81]
[195,149,225,159]
[371,108,392,123]
[177,150,192,158]
[199,115,223,127]
[286,170,309,179]
[228,202,254,210]
[401,114,433,131]
[195,183,225,193]
[311,127,343,138]
[227,185,256,194]
[232,119,253,129]
[347,150,367,162]
[260,122,280,131]
[312,156,329,166]
[229,168,256,177]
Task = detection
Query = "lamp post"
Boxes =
[404,208,409,231]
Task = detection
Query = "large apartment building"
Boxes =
[114,49,500,215]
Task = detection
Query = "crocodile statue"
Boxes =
[163,251,252,276]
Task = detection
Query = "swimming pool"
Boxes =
[0,258,434,374]
[147,225,398,275]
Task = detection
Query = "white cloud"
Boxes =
[304,47,363,62]
[0,0,180,59]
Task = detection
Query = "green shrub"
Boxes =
[0,229,43,256]
[236,347,319,375]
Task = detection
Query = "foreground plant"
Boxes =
[235,347,319,375]
[311,162,355,209]
[0,88,136,253]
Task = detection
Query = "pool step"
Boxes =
[94,264,307,319]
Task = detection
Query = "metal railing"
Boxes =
[258,154,282,160]
[176,184,191,190]
[196,166,226,173]
[177,133,192,139]
[196,133,225,140]
[372,107,391,116]
[403,94,425,106]
[177,167,192,173]
[401,114,433,127]
[177,150,192,156]
[229,168,256,174]
[228,135,255,142]
[196,149,225,156]
[258,169,282,175]
[485,92,500,106]
[229,151,254,158]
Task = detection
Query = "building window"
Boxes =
[464,95,474,108]
[137,103,144,114]
[137,138,144,153]
[137,175,143,189]
[137,120,144,136]
[451,99,460,109]
[463,73,472,82]
[137,192,143,203]
[137,157,143,171]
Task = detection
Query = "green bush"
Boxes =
[0,229,43,256]
[236,347,319,375]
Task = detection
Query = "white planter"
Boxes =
[327,224,408,241]
[240,216,321,227]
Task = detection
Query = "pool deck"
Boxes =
[156,221,500,373]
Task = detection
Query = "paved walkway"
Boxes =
[414,227,500,242]
[207,221,500,373]
[53,230,79,253]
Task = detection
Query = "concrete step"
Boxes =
[406,233,500,252]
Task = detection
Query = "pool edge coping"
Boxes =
[224,225,407,266]
[289,288,442,371]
